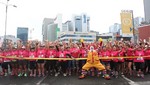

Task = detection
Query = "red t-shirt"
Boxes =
[80,49,87,58]
[101,50,111,62]
[0,52,3,63]
[37,49,46,58]
[46,49,56,58]
[18,49,29,58]
[70,48,79,58]
[111,50,119,62]
[133,50,145,63]
[126,48,134,60]
[3,51,11,62]
[28,51,37,61]
[118,49,125,62]
[145,49,150,60]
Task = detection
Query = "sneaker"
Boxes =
[4,73,8,76]
[42,73,45,77]
[69,73,71,76]
[104,74,110,80]
[141,74,144,78]
[33,74,36,77]
[24,73,27,77]
[18,73,22,77]
[30,74,33,77]
[79,74,85,79]
[63,73,67,77]
[11,72,14,76]
[137,73,140,77]
[55,73,59,77]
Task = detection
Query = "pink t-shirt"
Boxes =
[118,50,125,62]
[18,49,29,58]
[111,50,119,62]
[70,48,79,58]
[28,51,37,61]
[0,52,3,63]
[3,51,11,62]
[57,50,67,62]
[37,49,46,58]
[101,50,111,62]
[126,48,134,60]
[80,49,87,58]
[133,50,145,63]
[46,49,56,58]
[145,49,150,60]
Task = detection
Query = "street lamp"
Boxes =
[0,0,17,48]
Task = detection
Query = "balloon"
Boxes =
[80,39,84,43]
[98,38,103,42]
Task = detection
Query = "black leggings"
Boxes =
[45,60,57,72]
[30,61,37,70]
[135,62,144,71]
[57,61,68,73]
[2,62,12,70]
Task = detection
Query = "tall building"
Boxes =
[72,13,90,32]
[62,21,73,32]
[17,27,28,45]
[42,18,54,41]
[47,24,58,41]
[144,0,150,23]
[109,23,121,34]
[134,17,144,29]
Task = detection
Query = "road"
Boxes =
[0,74,150,85]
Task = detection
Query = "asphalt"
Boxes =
[0,74,130,85]
[1,73,150,85]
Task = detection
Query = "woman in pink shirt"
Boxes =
[17,46,29,77]
[28,46,37,77]
[36,43,46,77]
[2,48,12,76]
[134,45,145,78]
[110,45,120,78]
[78,46,87,74]
[124,44,134,76]
[10,47,18,76]
[55,44,68,77]
[118,46,125,75]
[144,46,150,74]
[101,46,111,75]
[46,45,57,75]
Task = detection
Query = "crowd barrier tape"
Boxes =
[0,56,150,60]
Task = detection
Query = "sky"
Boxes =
[0,0,144,41]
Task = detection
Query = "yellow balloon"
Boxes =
[80,39,84,42]
[98,38,103,42]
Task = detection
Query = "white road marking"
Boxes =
[121,75,139,85]
[36,75,48,85]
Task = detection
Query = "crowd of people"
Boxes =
[0,39,150,79]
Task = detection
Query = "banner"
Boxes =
[120,10,133,35]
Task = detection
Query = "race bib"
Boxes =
[30,55,34,58]
[49,55,54,58]
[118,58,123,60]
[38,55,43,58]
[137,57,143,60]
[60,53,64,58]
[20,55,23,58]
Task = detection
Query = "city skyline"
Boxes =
[0,0,144,41]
